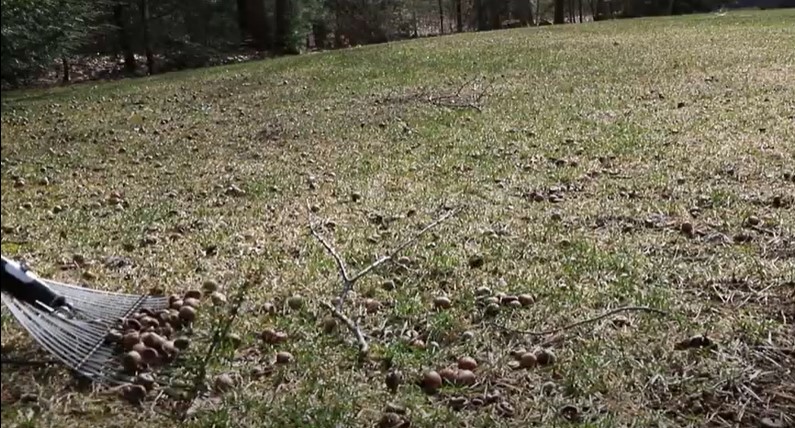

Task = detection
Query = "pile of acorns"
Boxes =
[103,289,213,402]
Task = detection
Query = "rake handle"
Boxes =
[1,255,67,310]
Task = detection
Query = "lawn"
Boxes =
[1,9,794,428]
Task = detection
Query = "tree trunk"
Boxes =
[236,0,247,38]
[579,0,584,22]
[113,3,136,73]
[140,0,154,74]
[554,0,565,23]
[438,0,444,34]
[488,0,501,29]
[275,0,295,53]
[536,0,541,25]
[456,0,463,31]
[243,0,270,50]
[61,57,70,84]
[475,0,489,30]
[569,0,575,22]
[517,0,532,25]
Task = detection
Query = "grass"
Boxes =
[2,9,794,428]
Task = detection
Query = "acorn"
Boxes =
[132,342,147,354]
[124,318,142,331]
[535,348,557,366]
[121,332,141,351]
[140,347,160,366]
[183,297,200,308]
[455,369,476,386]
[433,296,452,309]
[261,329,289,344]
[135,373,157,392]
[275,351,293,364]
[121,351,142,373]
[161,340,178,357]
[178,306,197,323]
[159,323,175,339]
[519,352,537,368]
[210,291,227,305]
[105,329,123,345]
[321,317,337,334]
[156,309,171,322]
[385,370,403,393]
[421,371,442,393]
[184,290,203,300]
[457,356,478,371]
[364,298,382,313]
[202,280,219,292]
[119,383,147,405]
[438,367,457,384]
[173,337,191,350]
[214,373,235,393]
[518,294,535,306]
[287,295,304,310]
[139,316,160,329]
[141,332,165,349]
[484,302,501,316]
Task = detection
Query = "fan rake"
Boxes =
[1,255,170,385]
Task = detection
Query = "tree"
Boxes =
[554,0,565,23]
[113,1,137,73]
[475,0,489,30]
[515,0,534,25]
[1,0,105,84]
[488,0,501,29]
[455,0,463,32]
[438,0,445,34]
[139,0,154,74]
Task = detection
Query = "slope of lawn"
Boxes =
[1,9,794,428]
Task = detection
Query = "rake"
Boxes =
[1,254,170,385]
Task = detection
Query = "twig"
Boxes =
[322,301,369,358]
[309,206,459,310]
[493,306,671,336]
[381,76,491,112]
[346,207,459,286]
[308,220,351,283]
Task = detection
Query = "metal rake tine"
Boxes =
[1,294,133,384]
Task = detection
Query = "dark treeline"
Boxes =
[0,0,765,88]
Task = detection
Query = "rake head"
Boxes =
[1,255,169,385]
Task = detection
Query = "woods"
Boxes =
[0,0,727,87]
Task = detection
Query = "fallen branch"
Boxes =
[309,205,460,360]
[381,76,493,112]
[309,206,459,310]
[322,301,369,358]
[493,306,671,336]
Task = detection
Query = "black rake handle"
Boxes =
[1,255,68,310]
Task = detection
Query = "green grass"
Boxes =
[2,10,794,428]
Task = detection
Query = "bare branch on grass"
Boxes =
[382,76,494,112]
[321,301,369,358]
[308,205,461,359]
[309,205,460,310]
[493,306,672,337]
